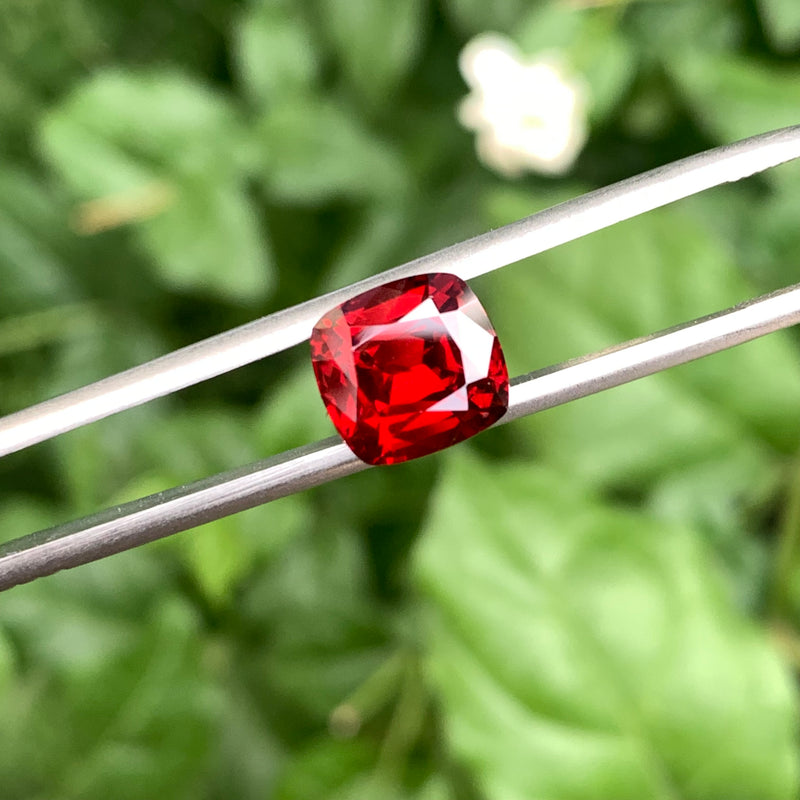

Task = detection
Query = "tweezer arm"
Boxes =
[2,281,800,591]
[2,125,800,457]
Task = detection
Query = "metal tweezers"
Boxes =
[2,125,800,591]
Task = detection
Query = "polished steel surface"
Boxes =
[505,283,800,421]
[1,125,800,457]
[3,282,800,590]
[0,438,364,590]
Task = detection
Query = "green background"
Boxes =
[2,0,800,797]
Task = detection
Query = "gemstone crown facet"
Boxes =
[310,273,508,465]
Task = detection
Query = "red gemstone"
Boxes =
[310,273,509,465]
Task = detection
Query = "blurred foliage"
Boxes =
[1,0,800,798]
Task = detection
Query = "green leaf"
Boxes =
[0,303,99,359]
[748,167,800,292]
[317,0,425,105]
[207,681,285,800]
[668,53,800,149]
[443,0,530,35]
[0,629,14,694]
[0,550,170,679]
[321,202,411,290]
[0,212,68,311]
[140,178,272,300]
[39,69,273,300]
[415,452,800,800]
[416,777,455,800]
[0,167,78,312]
[0,0,106,147]
[257,98,405,203]
[182,515,252,606]
[646,453,775,607]
[181,495,313,608]
[40,70,240,193]
[758,0,800,51]
[627,1,745,59]
[59,598,217,800]
[0,551,216,800]
[275,737,377,800]
[483,190,800,495]
[241,525,390,727]
[234,3,319,106]
[516,2,584,52]
[572,19,635,124]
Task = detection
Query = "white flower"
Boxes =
[458,33,588,177]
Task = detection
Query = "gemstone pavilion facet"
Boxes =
[310,273,508,465]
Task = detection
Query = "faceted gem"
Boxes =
[310,273,509,465]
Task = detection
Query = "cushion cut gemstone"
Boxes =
[310,273,509,465]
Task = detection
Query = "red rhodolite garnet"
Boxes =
[310,273,509,465]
